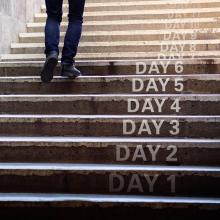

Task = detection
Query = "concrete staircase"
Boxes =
[2,0,220,61]
[0,0,220,213]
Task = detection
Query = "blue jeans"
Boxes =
[45,0,85,64]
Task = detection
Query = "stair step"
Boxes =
[0,163,219,196]
[1,60,220,76]
[0,115,219,138]
[27,18,219,32]
[10,39,220,54]
[35,8,220,22]
[0,94,219,115]
[0,193,219,208]
[41,0,220,13]
[0,75,219,94]
[2,51,220,61]
[18,28,220,43]
[0,136,219,165]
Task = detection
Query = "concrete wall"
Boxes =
[0,0,43,54]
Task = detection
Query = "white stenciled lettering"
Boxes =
[132,78,169,93]
[127,174,144,192]
[116,144,178,162]
[109,174,176,193]
[109,174,124,193]
[136,61,170,75]
[123,119,179,136]
[167,145,178,162]
[127,98,167,113]
[144,175,159,193]
[161,43,185,53]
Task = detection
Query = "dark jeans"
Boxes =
[45,0,85,64]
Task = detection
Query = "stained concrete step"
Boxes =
[1,60,220,76]
[0,163,219,196]
[0,75,219,95]
[2,51,220,61]
[35,8,220,22]
[41,0,220,13]
[10,40,220,54]
[0,193,220,208]
[0,94,220,115]
[0,115,219,138]
[27,18,219,32]
[18,28,220,43]
[0,137,219,166]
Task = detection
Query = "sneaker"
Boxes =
[61,64,82,78]
[41,51,58,83]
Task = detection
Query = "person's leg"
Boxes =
[41,0,63,83]
[61,0,86,65]
[45,0,63,55]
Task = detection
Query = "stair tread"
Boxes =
[0,93,219,100]
[1,59,220,66]
[0,163,218,172]
[2,51,220,61]
[0,193,219,205]
[0,114,219,118]
[11,39,220,48]
[0,136,219,143]
[0,74,219,80]
[19,27,220,36]
[0,93,219,97]
[36,7,220,17]
[41,0,220,8]
[28,17,218,26]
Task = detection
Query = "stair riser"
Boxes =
[19,32,220,43]
[27,22,219,33]
[0,201,218,209]
[0,171,219,197]
[0,78,219,94]
[0,119,219,138]
[35,12,220,22]
[11,43,220,54]
[1,64,220,76]
[41,2,220,13]
[0,143,219,166]
[0,99,220,115]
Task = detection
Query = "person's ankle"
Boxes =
[46,51,58,59]
[61,63,73,67]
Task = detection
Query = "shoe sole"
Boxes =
[41,57,58,83]
[61,72,81,79]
